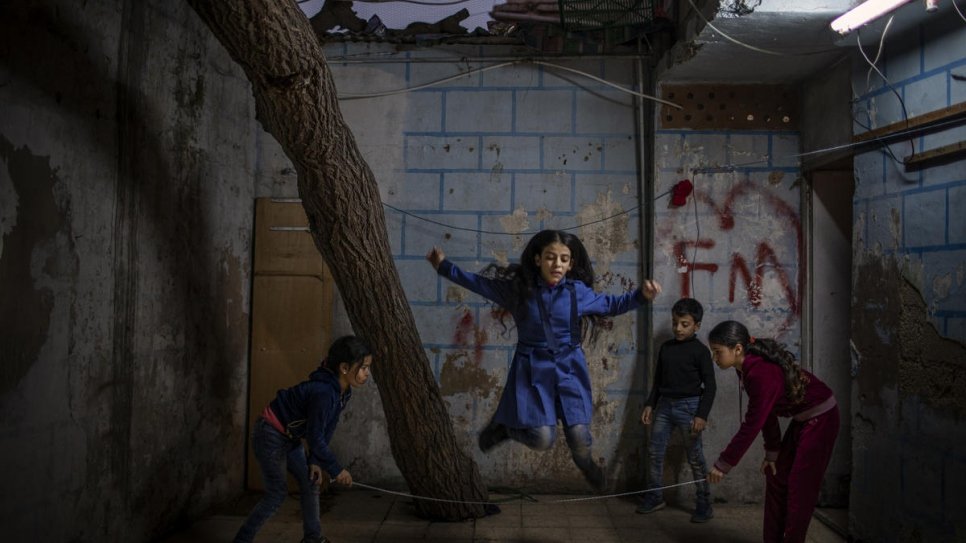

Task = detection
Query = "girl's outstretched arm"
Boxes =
[426,246,445,270]
[428,247,512,307]
[641,279,662,300]
[576,277,662,317]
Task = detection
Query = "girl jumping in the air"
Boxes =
[427,229,661,491]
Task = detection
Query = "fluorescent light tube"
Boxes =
[830,0,912,34]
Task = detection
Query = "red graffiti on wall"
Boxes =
[730,243,799,315]
[664,178,802,333]
[453,308,486,364]
[674,240,719,298]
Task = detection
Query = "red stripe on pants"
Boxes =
[763,404,840,543]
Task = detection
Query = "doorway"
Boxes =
[247,198,335,489]
[806,169,853,515]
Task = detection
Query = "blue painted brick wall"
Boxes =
[849,10,966,542]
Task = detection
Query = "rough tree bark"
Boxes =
[185,0,489,519]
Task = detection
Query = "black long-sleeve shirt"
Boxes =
[645,335,717,420]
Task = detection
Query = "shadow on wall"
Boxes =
[1,1,247,540]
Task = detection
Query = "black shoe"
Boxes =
[584,463,606,493]
[691,504,714,523]
[635,495,666,514]
[300,537,329,543]
[478,421,508,452]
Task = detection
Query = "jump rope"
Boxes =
[333,479,706,506]
[319,163,741,508]
[350,176,709,508]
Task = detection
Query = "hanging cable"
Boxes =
[383,186,676,236]
[859,16,893,93]
[953,0,966,22]
[856,20,915,160]
[339,61,516,99]
[690,174,701,298]
[338,59,684,109]
[531,61,683,110]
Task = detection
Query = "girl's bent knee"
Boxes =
[512,426,555,450]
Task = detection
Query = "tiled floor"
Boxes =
[161,486,849,543]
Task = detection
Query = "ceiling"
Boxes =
[658,0,851,83]
[300,0,951,85]
[661,0,962,83]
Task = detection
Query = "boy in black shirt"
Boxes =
[637,298,716,522]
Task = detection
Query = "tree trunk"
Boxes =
[185,0,489,519]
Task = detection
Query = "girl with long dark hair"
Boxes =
[427,229,661,491]
[707,320,839,543]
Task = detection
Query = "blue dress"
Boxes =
[437,259,646,428]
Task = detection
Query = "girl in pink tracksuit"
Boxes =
[706,320,839,543]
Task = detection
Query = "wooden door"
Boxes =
[248,198,334,490]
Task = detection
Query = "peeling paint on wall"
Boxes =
[577,190,633,275]
[853,254,966,418]
[498,207,530,257]
[439,350,499,398]
[445,285,466,303]
[897,273,966,419]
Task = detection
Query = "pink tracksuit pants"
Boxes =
[764,404,840,542]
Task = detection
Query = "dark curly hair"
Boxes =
[481,229,610,343]
[707,320,808,404]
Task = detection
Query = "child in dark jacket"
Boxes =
[234,336,373,543]
[637,298,716,522]
[707,320,839,543]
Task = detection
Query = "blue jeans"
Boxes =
[234,418,321,543]
[647,397,711,506]
[510,424,600,483]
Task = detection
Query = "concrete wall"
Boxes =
[800,59,855,508]
[652,99,805,504]
[0,1,254,540]
[847,7,966,542]
[9,0,963,540]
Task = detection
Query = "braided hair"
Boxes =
[707,320,809,404]
[480,229,610,343]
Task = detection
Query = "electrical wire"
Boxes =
[856,20,915,160]
[794,116,963,158]
[339,61,516,99]
[338,59,684,109]
[848,61,906,166]
[850,114,907,166]
[530,60,684,110]
[859,16,893,93]
[685,0,839,57]
[384,185,677,236]
[690,175,701,298]
[953,0,966,23]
